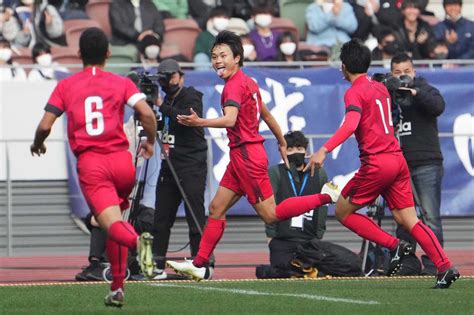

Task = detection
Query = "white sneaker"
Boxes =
[321,181,341,203]
[152,268,168,280]
[137,232,156,279]
[166,259,213,281]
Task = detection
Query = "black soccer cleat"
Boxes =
[386,240,414,277]
[433,267,460,289]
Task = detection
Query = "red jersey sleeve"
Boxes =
[221,79,241,109]
[344,87,363,114]
[44,81,66,116]
[124,78,146,107]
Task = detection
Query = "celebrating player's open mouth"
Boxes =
[211,44,240,81]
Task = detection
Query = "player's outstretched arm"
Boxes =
[177,106,238,128]
[304,110,361,176]
[134,100,157,159]
[30,112,58,156]
[260,102,289,168]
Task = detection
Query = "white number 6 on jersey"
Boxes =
[85,96,104,136]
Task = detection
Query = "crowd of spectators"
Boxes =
[0,0,472,75]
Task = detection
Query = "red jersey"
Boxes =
[45,67,145,156]
[221,69,265,148]
[345,75,401,157]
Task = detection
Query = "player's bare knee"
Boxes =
[208,203,225,220]
[261,213,278,225]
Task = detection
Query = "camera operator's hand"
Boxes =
[398,87,417,96]
[30,143,47,156]
[155,95,163,107]
[177,108,202,127]
[139,140,155,159]
[304,147,327,177]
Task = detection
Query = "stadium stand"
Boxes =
[51,46,82,73]
[64,19,102,48]
[162,18,201,61]
[269,16,300,43]
[85,0,113,38]
[279,0,312,41]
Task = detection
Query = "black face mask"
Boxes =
[383,41,400,55]
[162,83,180,95]
[287,152,305,168]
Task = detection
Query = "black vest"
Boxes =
[270,164,328,241]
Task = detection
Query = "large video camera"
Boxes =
[372,73,415,128]
[127,71,165,130]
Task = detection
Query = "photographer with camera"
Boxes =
[390,52,446,275]
[151,59,208,279]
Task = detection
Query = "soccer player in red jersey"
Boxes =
[30,28,158,306]
[306,39,459,288]
[166,31,340,280]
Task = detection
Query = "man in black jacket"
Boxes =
[109,0,164,47]
[390,52,445,275]
[151,59,208,279]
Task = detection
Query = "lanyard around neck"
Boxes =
[287,170,309,196]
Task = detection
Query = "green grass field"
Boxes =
[1,278,473,314]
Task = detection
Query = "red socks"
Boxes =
[193,218,226,268]
[106,238,128,291]
[341,213,399,250]
[275,194,331,221]
[108,221,138,250]
[410,221,452,272]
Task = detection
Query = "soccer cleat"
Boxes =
[386,240,414,276]
[137,232,156,279]
[321,181,341,203]
[166,259,213,281]
[104,288,124,308]
[152,268,168,280]
[433,267,460,289]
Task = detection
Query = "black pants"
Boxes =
[269,238,302,269]
[152,166,207,269]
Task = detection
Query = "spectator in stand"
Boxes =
[1,3,22,42]
[249,5,280,61]
[376,0,402,31]
[0,37,27,81]
[395,0,435,59]
[241,33,257,62]
[428,39,449,60]
[152,0,212,30]
[433,0,474,59]
[276,31,301,64]
[109,0,164,47]
[137,33,161,69]
[348,0,380,42]
[28,42,68,81]
[220,0,279,21]
[306,0,358,50]
[372,27,403,67]
[60,0,89,20]
[193,6,229,68]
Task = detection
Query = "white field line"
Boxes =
[152,283,380,305]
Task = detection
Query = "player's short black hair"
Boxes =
[211,30,244,67]
[79,27,109,66]
[340,39,371,74]
[390,52,413,69]
[284,131,309,149]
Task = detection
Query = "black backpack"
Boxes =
[291,239,363,277]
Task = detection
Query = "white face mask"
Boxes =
[255,14,272,28]
[144,45,160,60]
[280,42,296,56]
[243,44,255,59]
[0,48,12,62]
[22,0,34,5]
[321,2,334,13]
[36,53,52,67]
[213,17,229,32]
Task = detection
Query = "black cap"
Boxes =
[157,59,183,75]
[443,0,462,6]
